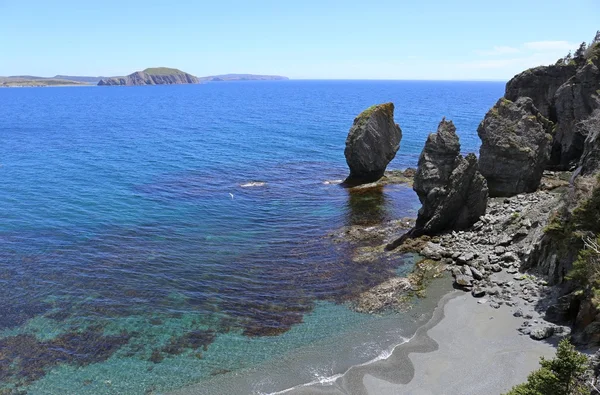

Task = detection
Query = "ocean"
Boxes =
[0,80,504,394]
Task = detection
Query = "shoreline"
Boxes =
[280,290,556,395]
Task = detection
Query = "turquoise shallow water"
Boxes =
[0,81,503,394]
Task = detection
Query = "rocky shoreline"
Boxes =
[333,37,600,355]
[332,170,574,343]
[420,180,572,342]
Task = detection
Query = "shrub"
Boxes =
[504,339,588,395]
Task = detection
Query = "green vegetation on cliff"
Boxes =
[142,67,187,76]
[504,339,588,395]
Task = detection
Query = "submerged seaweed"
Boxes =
[0,328,130,385]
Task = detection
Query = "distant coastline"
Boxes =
[0,70,290,87]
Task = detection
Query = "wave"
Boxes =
[241,181,267,187]
[265,336,410,394]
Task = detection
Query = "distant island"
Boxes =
[98,67,199,86]
[98,68,289,86]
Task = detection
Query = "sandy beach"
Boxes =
[284,291,556,395]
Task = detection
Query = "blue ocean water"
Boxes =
[0,81,504,394]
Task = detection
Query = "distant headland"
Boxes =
[0,68,289,87]
[0,75,103,87]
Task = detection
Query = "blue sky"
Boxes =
[1,0,598,80]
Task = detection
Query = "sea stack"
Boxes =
[387,119,488,249]
[477,97,553,197]
[344,103,402,185]
[413,119,488,235]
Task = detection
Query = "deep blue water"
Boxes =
[0,81,504,394]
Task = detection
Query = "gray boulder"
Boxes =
[344,103,402,184]
[478,97,553,197]
[455,274,473,287]
[413,119,488,235]
[530,326,555,340]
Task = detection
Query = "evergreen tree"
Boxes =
[574,42,588,62]
[504,339,588,395]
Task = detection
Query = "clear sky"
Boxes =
[1,0,598,80]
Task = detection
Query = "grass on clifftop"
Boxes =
[355,103,394,127]
[142,67,186,75]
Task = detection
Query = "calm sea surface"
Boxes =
[0,80,503,394]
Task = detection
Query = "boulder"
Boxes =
[478,97,553,197]
[530,326,555,340]
[455,274,473,287]
[421,242,444,260]
[344,103,402,184]
[412,119,488,235]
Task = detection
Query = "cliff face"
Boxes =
[504,42,600,171]
[505,64,577,119]
[388,38,600,346]
[479,41,600,345]
[98,68,199,86]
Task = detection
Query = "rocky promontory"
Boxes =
[344,103,402,185]
[504,41,600,171]
[98,67,199,86]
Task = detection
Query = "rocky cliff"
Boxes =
[385,36,600,347]
[98,68,199,86]
[505,64,577,119]
[504,42,600,171]
[344,103,402,185]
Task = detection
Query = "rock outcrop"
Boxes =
[580,110,600,175]
[478,97,553,197]
[505,64,577,119]
[98,67,199,86]
[504,42,600,171]
[344,103,402,185]
[551,50,600,169]
[387,119,487,248]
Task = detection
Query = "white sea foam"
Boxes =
[241,181,267,187]
[266,336,410,394]
[322,179,343,185]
